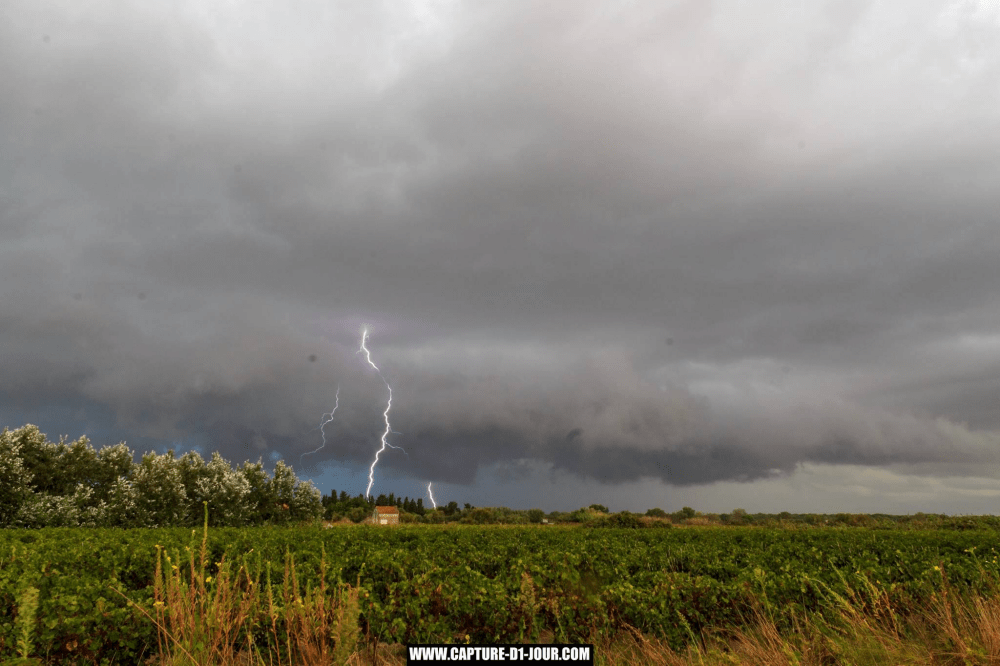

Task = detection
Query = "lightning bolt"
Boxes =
[300,386,340,470]
[359,328,405,498]
[427,482,437,509]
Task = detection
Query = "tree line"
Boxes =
[320,491,546,524]
[5,424,994,531]
[0,424,323,528]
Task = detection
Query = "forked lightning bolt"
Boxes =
[359,328,405,498]
[300,386,340,470]
[427,482,437,509]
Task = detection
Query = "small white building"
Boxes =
[372,505,400,525]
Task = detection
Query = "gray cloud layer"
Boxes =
[3,1,1000,507]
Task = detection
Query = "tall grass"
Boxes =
[125,504,365,666]
[596,566,1000,665]
[115,511,1000,665]
[141,558,1000,666]
[12,585,40,665]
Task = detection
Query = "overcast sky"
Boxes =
[3,0,1000,513]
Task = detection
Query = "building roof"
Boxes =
[375,506,399,515]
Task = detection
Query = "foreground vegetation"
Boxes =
[4,518,1000,664]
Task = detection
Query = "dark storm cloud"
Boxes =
[3,0,1000,505]
[376,347,1000,486]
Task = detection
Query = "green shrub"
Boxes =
[586,512,644,529]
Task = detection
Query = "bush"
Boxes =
[672,506,697,522]
[14,491,81,528]
[567,509,598,523]
[461,508,497,525]
[587,512,644,529]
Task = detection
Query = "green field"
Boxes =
[3,523,1000,664]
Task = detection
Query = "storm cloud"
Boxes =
[3,0,1000,511]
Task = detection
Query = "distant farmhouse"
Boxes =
[372,505,400,525]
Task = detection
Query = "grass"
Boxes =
[593,568,1000,666]
[129,561,1000,666]
[91,510,1000,665]
[114,505,366,666]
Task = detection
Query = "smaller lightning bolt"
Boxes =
[300,386,340,470]
[357,328,380,372]
[427,482,437,509]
